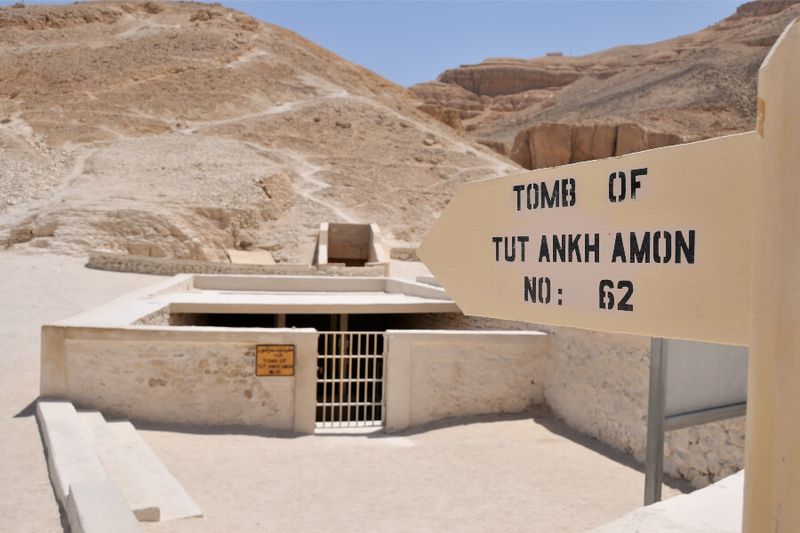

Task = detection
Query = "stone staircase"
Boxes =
[36,400,202,533]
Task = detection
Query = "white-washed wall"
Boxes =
[385,330,550,431]
[41,326,318,433]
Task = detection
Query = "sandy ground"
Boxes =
[139,416,681,533]
[0,251,681,532]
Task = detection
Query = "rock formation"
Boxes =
[412,0,800,168]
[509,123,684,169]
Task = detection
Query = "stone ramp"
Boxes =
[107,420,202,521]
[36,400,202,530]
[78,411,160,521]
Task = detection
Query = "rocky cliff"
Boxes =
[411,0,800,168]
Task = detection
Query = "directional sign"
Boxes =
[419,131,756,345]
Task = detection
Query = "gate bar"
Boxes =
[321,334,327,427]
[355,334,361,426]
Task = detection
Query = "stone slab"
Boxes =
[107,421,202,521]
[35,400,106,504]
[66,478,139,533]
[226,248,276,265]
[78,411,160,521]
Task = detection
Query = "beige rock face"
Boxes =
[0,1,517,261]
[417,104,463,130]
[529,123,573,168]
[410,81,485,120]
[572,125,617,162]
[509,122,684,169]
[438,62,580,97]
[615,123,648,156]
[411,0,800,161]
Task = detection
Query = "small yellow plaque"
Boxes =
[255,344,295,377]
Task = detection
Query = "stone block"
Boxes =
[36,400,107,504]
[66,478,139,533]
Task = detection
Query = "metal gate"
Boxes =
[316,332,385,429]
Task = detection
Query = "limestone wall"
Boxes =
[544,326,745,488]
[40,326,318,433]
[385,330,550,431]
[87,251,387,277]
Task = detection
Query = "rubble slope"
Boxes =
[0,1,517,261]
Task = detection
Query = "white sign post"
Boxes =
[419,18,800,532]
[743,18,800,533]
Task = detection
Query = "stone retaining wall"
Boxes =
[545,326,745,488]
[41,325,318,433]
[389,247,419,261]
[87,251,386,277]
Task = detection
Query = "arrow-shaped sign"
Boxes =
[420,129,756,345]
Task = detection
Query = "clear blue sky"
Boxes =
[2,0,743,86]
[223,1,742,86]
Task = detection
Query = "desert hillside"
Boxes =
[0,1,517,262]
[412,0,800,168]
